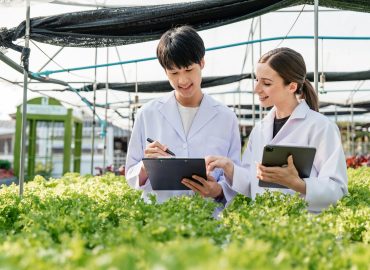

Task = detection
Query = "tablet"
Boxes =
[142,158,207,190]
[259,145,316,189]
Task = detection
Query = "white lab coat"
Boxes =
[226,100,348,212]
[125,91,241,203]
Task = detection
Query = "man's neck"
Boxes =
[175,91,203,107]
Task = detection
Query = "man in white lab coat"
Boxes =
[125,25,241,203]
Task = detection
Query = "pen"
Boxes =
[146,138,176,156]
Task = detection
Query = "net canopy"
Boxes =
[1,0,370,52]
[60,70,370,93]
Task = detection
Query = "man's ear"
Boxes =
[199,58,205,70]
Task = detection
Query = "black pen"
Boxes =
[146,138,176,156]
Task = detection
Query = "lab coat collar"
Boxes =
[157,91,219,141]
[158,91,187,141]
[261,99,310,144]
[290,99,310,120]
[187,93,219,139]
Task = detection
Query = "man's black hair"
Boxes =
[156,25,205,70]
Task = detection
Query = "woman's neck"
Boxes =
[274,98,299,119]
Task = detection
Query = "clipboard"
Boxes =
[259,145,316,189]
[142,158,207,190]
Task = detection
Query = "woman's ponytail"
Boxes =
[299,79,319,112]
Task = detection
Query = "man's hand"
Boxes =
[139,140,172,186]
[144,140,172,158]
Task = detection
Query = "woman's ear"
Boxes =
[289,82,298,93]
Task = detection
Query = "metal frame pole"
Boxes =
[19,0,31,197]
[259,16,263,120]
[251,21,256,126]
[350,95,354,155]
[90,48,98,174]
[103,47,109,170]
[314,0,319,94]
[133,62,139,127]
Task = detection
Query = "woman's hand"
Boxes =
[205,155,234,183]
[256,155,306,194]
[181,174,223,198]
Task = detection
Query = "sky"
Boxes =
[1,1,370,127]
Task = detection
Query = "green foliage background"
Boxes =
[0,168,369,269]
[0,159,11,170]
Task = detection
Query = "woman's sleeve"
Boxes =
[231,129,254,198]
[304,122,348,212]
[218,114,241,202]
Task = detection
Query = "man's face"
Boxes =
[165,59,204,106]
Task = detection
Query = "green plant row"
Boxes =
[0,168,368,270]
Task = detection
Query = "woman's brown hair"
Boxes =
[259,47,319,112]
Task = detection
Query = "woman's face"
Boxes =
[254,62,296,108]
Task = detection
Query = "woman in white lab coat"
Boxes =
[184,47,348,212]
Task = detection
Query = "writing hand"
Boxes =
[145,138,173,158]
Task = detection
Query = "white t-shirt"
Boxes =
[177,101,199,136]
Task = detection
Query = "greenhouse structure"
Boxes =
[0,0,368,269]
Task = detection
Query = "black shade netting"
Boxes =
[1,0,301,51]
[1,0,370,52]
[63,70,370,93]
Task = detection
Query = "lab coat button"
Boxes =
[183,143,187,149]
